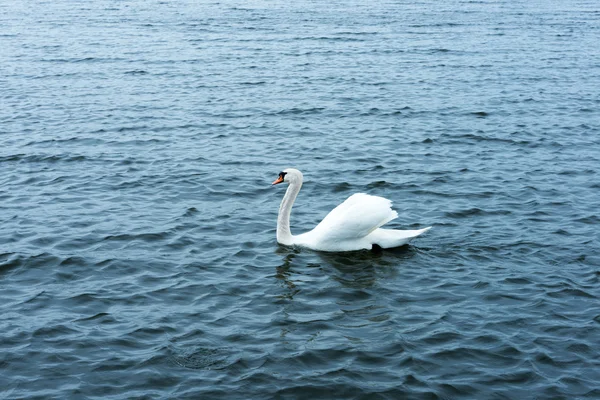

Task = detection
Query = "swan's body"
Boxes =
[273,168,431,252]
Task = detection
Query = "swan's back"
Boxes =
[308,193,398,243]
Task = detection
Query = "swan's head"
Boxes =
[272,168,303,185]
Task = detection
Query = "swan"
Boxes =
[272,168,431,252]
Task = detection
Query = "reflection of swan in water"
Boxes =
[274,245,418,292]
[272,168,431,252]
[272,249,420,340]
[315,246,417,289]
[274,252,300,300]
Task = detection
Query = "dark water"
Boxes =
[2,0,600,398]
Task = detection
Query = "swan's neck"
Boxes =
[277,180,302,245]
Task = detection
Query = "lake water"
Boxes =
[2,0,600,398]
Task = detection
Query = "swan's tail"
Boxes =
[370,226,431,249]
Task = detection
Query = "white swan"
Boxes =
[272,168,431,252]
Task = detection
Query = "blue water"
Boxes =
[2,0,600,398]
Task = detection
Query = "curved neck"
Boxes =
[277,180,302,245]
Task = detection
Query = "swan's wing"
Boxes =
[311,193,398,241]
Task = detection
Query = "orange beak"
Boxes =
[272,176,284,185]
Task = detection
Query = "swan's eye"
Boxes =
[279,172,287,180]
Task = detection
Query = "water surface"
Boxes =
[1,0,600,398]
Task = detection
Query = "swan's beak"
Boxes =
[272,176,284,185]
